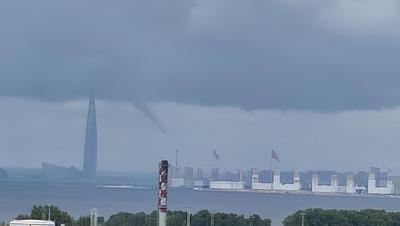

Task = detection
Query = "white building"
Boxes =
[346,175,356,194]
[193,180,204,187]
[251,170,300,191]
[368,173,394,195]
[252,172,272,189]
[312,174,356,194]
[184,167,194,187]
[209,181,244,190]
[312,174,338,193]
[10,220,55,226]
[170,178,184,187]
[272,170,301,191]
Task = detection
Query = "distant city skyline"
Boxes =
[1,98,400,173]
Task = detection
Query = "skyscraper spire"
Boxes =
[83,95,97,177]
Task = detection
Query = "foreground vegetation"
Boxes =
[13,205,400,226]
[283,208,400,226]
[14,205,271,226]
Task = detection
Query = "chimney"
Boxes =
[158,160,169,226]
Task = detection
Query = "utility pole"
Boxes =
[186,207,191,226]
[300,212,305,226]
[211,210,215,226]
[90,208,98,226]
[175,150,178,168]
[48,204,51,221]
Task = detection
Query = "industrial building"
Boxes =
[193,180,204,187]
[9,220,55,226]
[170,178,184,187]
[196,168,204,181]
[209,180,245,190]
[170,166,199,188]
[211,168,219,181]
[168,165,397,196]
[184,167,194,187]
[251,170,301,191]
[368,173,394,195]
[312,174,356,194]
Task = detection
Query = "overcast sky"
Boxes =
[1,0,400,172]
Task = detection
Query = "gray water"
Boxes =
[1,181,400,226]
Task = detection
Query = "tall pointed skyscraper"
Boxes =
[83,96,98,177]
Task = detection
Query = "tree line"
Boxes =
[13,205,400,226]
[283,208,400,226]
[13,205,271,226]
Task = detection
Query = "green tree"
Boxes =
[75,215,90,226]
[15,215,31,220]
[167,211,186,226]
[283,209,400,226]
[144,211,157,226]
[30,205,74,226]
[106,212,151,226]
[192,210,210,226]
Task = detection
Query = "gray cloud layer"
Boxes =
[1,0,400,111]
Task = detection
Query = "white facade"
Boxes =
[312,174,356,194]
[10,220,55,226]
[210,181,244,190]
[193,180,204,187]
[272,170,301,191]
[346,175,356,193]
[252,173,272,189]
[368,173,394,195]
[251,170,300,191]
[170,178,184,187]
[312,174,338,193]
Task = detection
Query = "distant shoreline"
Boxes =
[195,188,400,199]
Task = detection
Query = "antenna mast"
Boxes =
[48,204,51,221]
[175,150,178,168]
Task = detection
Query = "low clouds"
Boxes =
[319,0,400,37]
[1,0,400,111]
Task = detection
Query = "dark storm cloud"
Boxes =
[1,0,400,111]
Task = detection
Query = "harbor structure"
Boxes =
[209,180,245,190]
[252,169,272,190]
[251,169,300,191]
[312,174,356,194]
[346,175,356,193]
[312,174,338,193]
[368,173,394,195]
[272,170,301,191]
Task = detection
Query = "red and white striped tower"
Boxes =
[158,160,169,226]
